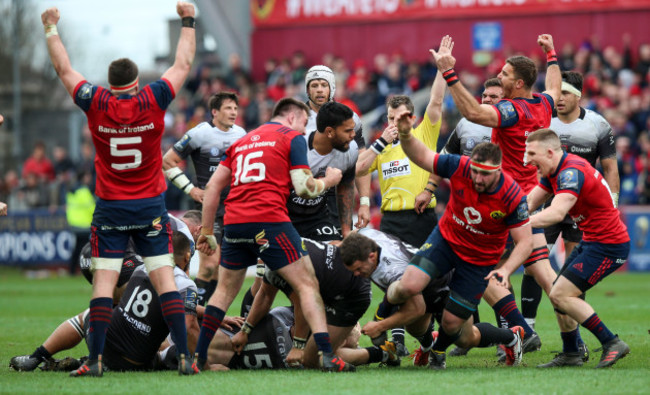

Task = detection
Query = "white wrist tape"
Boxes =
[165,167,194,194]
[359,196,370,206]
[290,169,325,198]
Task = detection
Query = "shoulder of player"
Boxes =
[173,267,196,290]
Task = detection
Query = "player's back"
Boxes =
[222,122,307,225]
[492,93,554,192]
[74,80,174,200]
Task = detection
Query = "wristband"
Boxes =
[359,196,370,207]
[546,49,558,66]
[442,68,459,87]
[44,24,58,38]
[424,187,435,194]
[427,181,438,188]
[241,321,254,335]
[293,337,307,350]
[182,17,196,28]
[612,192,619,208]
[371,137,388,154]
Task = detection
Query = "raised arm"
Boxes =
[41,7,85,96]
[395,111,437,174]
[161,2,196,93]
[424,36,452,124]
[429,36,499,127]
[538,34,562,104]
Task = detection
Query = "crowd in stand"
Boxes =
[3,36,650,212]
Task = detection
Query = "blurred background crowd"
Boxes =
[3,34,650,215]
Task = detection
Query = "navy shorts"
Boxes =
[91,195,172,259]
[558,240,629,293]
[411,227,493,314]
[221,222,307,271]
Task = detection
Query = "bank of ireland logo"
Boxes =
[463,207,482,224]
[251,134,261,142]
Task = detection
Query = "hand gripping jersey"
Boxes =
[539,153,629,244]
[73,79,175,200]
[492,93,554,193]
[105,265,198,366]
[550,108,616,167]
[220,122,310,225]
[287,132,358,229]
[172,122,247,188]
[443,117,492,156]
[434,155,530,266]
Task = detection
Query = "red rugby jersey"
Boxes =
[539,153,629,244]
[434,155,530,266]
[492,93,554,193]
[221,122,310,225]
[73,79,174,200]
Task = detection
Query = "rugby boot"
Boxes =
[178,353,200,375]
[410,330,437,367]
[70,356,103,377]
[596,336,630,368]
[320,352,356,372]
[504,326,524,366]
[428,350,446,370]
[496,345,506,363]
[448,346,470,357]
[522,332,542,353]
[579,342,590,363]
[537,352,583,368]
[379,341,401,367]
[9,355,46,371]
[395,340,410,358]
[40,357,82,372]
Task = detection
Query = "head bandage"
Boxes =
[110,77,139,93]
[470,160,501,172]
[305,65,336,101]
[561,81,582,98]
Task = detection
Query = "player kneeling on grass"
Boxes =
[340,228,452,367]
[9,232,211,373]
[383,108,534,370]
[229,238,400,369]
[525,129,631,368]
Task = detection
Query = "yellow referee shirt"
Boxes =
[369,112,440,212]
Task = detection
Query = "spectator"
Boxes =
[22,141,55,181]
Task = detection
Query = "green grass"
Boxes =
[1,268,649,394]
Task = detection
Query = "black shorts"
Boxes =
[380,208,438,248]
[545,215,583,245]
[325,289,371,327]
[293,218,342,242]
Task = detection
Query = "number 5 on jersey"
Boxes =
[234,151,266,185]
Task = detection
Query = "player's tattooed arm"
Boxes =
[336,177,355,237]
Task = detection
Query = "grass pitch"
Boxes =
[1,268,648,394]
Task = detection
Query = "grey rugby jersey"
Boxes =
[306,108,366,149]
[550,108,616,167]
[442,117,492,156]
[287,132,358,219]
[358,228,419,292]
[172,121,246,188]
